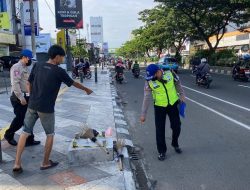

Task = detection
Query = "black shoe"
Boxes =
[174,147,182,154]
[158,153,166,161]
[25,140,41,147]
[4,134,17,146]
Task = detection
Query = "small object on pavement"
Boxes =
[80,124,109,154]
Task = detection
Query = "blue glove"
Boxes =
[179,102,186,118]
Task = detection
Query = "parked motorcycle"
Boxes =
[72,67,92,79]
[196,73,213,89]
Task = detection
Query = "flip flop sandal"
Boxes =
[40,160,59,170]
[13,167,23,174]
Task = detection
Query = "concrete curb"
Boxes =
[110,80,136,190]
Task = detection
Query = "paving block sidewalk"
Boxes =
[0,67,135,190]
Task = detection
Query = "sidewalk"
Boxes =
[0,67,135,190]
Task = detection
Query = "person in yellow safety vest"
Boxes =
[140,64,185,161]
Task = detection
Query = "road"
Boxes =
[114,69,250,190]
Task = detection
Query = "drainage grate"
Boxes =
[130,152,140,160]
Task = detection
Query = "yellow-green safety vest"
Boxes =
[148,71,179,107]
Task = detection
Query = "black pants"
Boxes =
[5,93,34,143]
[154,102,181,154]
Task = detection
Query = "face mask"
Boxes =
[26,59,32,66]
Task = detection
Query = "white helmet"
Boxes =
[201,58,207,63]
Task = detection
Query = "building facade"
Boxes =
[0,0,16,56]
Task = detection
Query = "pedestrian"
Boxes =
[140,64,185,161]
[13,45,93,173]
[4,49,40,146]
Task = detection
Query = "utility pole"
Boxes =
[29,0,36,57]
[87,23,90,43]
[65,29,72,71]
[20,2,26,49]
[11,0,18,46]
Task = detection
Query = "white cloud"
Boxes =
[38,0,156,48]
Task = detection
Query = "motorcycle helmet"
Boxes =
[201,58,207,63]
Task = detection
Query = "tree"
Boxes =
[155,0,250,54]
[71,38,88,58]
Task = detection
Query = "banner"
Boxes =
[36,33,51,53]
[57,29,66,51]
[0,12,10,29]
[55,0,83,29]
[23,0,39,36]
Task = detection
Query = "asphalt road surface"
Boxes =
[114,69,250,190]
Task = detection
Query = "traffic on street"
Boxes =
[114,66,250,190]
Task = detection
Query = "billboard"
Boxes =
[90,17,103,46]
[36,33,51,53]
[57,29,66,51]
[102,42,109,56]
[55,0,83,29]
[23,0,39,36]
[0,12,10,29]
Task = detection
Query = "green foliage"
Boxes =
[156,0,250,53]
[193,49,237,66]
[71,39,88,58]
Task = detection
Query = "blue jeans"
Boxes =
[23,108,55,136]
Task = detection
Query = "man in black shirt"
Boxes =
[13,45,93,173]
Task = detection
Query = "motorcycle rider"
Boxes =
[196,58,210,82]
[132,60,140,74]
[113,59,125,81]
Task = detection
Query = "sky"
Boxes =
[39,0,157,49]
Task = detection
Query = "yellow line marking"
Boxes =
[0,125,10,140]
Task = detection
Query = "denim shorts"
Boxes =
[23,108,55,136]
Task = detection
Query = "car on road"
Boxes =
[157,56,179,73]
[0,56,19,70]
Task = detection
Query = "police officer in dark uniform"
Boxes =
[4,49,40,146]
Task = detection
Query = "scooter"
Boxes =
[196,73,213,89]
[133,69,140,78]
[116,72,124,84]
[232,66,249,82]
[72,67,92,80]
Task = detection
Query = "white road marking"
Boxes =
[183,85,250,112]
[187,97,250,131]
[190,75,196,78]
[238,85,250,89]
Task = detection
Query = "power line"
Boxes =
[44,0,55,16]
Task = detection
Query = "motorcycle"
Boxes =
[133,68,140,78]
[232,66,249,82]
[116,72,124,84]
[72,67,92,80]
[196,73,213,89]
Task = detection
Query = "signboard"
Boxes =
[57,29,66,50]
[36,33,51,53]
[102,42,109,56]
[90,17,103,46]
[55,0,83,29]
[0,0,7,12]
[0,32,15,44]
[23,0,39,36]
[0,12,10,29]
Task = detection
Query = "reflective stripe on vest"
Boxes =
[148,71,179,107]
